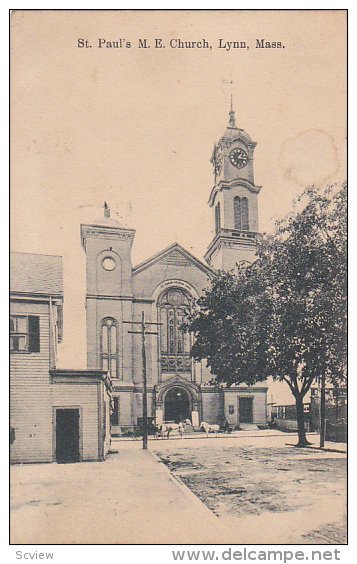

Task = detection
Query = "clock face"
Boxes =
[102,257,116,271]
[229,147,248,169]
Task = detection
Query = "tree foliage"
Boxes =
[189,182,347,446]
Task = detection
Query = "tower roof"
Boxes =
[222,105,253,144]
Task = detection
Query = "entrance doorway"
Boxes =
[239,397,253,423]
[164,387,190,423]
[55,408,80,463]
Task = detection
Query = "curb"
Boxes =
[305,445,347,455]
[149,450,221,522]
[285,443,346,455]
[113,432,295,442]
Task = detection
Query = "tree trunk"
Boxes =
[295,393,311,447]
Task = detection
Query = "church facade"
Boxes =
[80,108,268,434]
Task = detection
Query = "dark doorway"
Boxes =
[239,397,253,423]
[55,408,80,463]
[164,387,190,423]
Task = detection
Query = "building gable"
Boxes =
[132,243,216,278]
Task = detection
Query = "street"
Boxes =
[152,432,346,544]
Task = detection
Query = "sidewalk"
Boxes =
[11,444,229,544]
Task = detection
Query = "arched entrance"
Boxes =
[164,387,190,423]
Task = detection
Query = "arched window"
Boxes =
[241,197,249,230]
[101,317,118,379]
[234,196,249,231]
[159,289,192,373]
[234,197,242,230]
[215,202,221,234]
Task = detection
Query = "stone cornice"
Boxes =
[205,229,258,262]
[10,292,63,303]
[208,178,262,207]
[112,384,158,393]
[223,386,269,393]
[80,223,136,250]
[86,294,133,301]
[217,132,257,151]
[50,369,113,392]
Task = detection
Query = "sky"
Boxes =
[11,10,346,403]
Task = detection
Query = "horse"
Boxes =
[158,421,185,439]
[201,421,220,438]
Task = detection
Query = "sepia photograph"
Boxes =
[10,9,347,547]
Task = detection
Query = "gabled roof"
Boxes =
[10,252,63,297]
[132,243,216,277]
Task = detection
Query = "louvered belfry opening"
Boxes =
[234,196,249,231]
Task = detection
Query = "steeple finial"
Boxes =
[104,201,110,218]
[228,104,237,129]
[222,79,236,128]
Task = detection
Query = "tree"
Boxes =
[190,267,269,388]
[189,183,346,447]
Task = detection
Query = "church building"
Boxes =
[80,108,268,434]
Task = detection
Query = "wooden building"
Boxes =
[10,252,112,463]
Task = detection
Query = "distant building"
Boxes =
[270,386,347,442]
[271,403,310,433]
[80,108,268,433]
[10,252,112,463]
[310,386,347,441]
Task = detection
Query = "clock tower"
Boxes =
[204,106,262,271]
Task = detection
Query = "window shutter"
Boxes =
[28,316,40,352]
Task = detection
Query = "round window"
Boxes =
[168,289,183,306]
[102,257,116,271]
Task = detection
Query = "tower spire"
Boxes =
[228,94,237,129]
[222,79,237,128]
